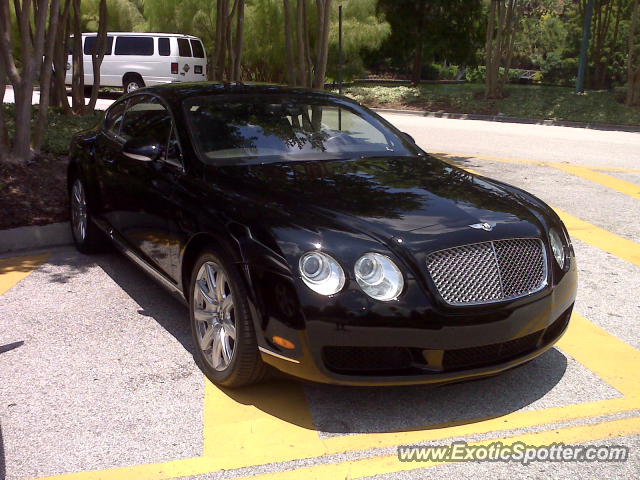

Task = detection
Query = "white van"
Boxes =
[66,32,208,93]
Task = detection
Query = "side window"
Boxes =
[190,40,205,58]
[114,36,154,56]
[84,36,114,55]
[104,100,128,135]
[158,37,170,56]
[120,95,172,154]
[177,38,192,57]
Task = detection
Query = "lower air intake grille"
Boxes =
[426,238,547,306]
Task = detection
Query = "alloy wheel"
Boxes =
[193,261,237,371]
[71,179,87,242]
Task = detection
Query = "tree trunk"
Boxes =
[485,0,519,100]
[86,0,107,112]
[283,0,298,85]
[214,0,230,81]
[296,0,309,87]
[231,0,244,82]
[627,0,640,106]
[70,0,84,113]
[411,1,426,85]
[312,0,332,89]
[0,0,50,163]
[32,0,61,151]
[51,0,71,112]
[485,0,498,98]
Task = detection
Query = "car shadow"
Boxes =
[220,348,567,434]
[44,249,568,437]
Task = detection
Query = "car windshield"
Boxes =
[183,95,414,165]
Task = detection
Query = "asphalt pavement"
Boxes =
[1,107,639,480]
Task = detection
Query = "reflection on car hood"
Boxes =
[214,155,542,239]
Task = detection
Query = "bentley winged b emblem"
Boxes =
[469,222,496,232]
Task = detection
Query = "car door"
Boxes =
[94,97,129,227]
[101,94,177,274]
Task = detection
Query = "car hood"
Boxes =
[213,155,544,241]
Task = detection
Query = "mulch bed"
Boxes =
[0,154,70,229]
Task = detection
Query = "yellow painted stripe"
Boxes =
[203,378,325,460]
[432,151,640,174]
[25,311,640,480]
[558,313,640,398]
[233,416,640,480]
[0,253,50,295]
[550,163,640,200]
[26,457,215,480]
[555,208,640,267]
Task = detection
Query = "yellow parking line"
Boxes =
[555,208,640,267]
[558,313,640,397]
[231,415,640,480]
[548,163,640,200]
[432,152,640,175]
[0,253,50,295]
[202,379,326,463]
[27,457,215,480]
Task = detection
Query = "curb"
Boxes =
[0,222,73,253]
[373,108,640,133]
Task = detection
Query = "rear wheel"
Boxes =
[69,177,108,254]
[123,74,145,94]
[189,249,268,387]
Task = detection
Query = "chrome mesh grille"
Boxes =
[426,238,547,305]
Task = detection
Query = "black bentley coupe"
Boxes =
[68,83,577,387]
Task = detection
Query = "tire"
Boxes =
[189,248,268,387]
[123,75,145,94]
[69,176,108,254]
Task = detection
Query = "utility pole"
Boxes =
[338,4,343,95]
[576,0,595,93]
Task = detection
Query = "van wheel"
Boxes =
[123,74,144,93]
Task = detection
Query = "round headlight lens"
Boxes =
[354,253,404,301]
[299,251,345,295]
[549,228,566,268]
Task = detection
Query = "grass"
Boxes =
[340,83,640,126]
[2,104,103,155]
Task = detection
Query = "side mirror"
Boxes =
[122,138,161,162]
[402,132,416,144]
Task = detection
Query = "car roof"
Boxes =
[135,82,346,106]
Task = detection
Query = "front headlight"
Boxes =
[299,251,345,295]
[549,228,566,268]
[354,253,404,301]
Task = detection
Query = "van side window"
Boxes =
[104,100,128,135]
[177,38,192,57]
[158,38,170,56]
[84,36,114,55]
[115,36,154,56]
[190,40,205,58]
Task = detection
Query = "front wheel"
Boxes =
[189,249,268,387]
[69,177,107,254]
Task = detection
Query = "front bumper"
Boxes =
[254,255,577,386]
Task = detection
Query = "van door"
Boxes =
[176,38,207,82]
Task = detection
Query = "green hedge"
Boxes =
[2,104,103,155]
